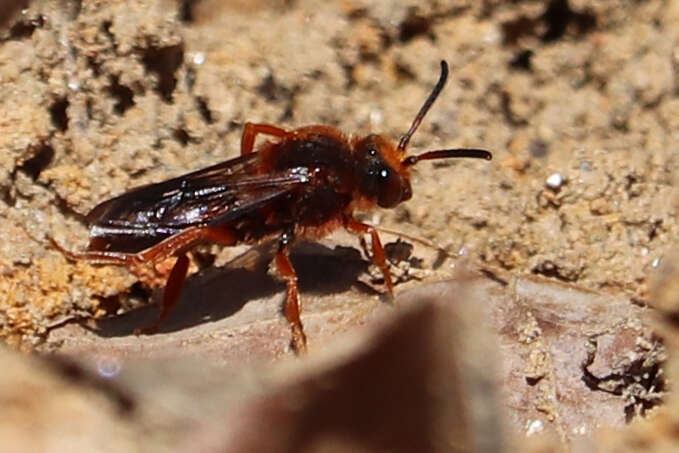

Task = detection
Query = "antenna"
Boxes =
[397,60,449,152]
[403,148,492,167]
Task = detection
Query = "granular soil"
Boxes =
[0,1,678,451]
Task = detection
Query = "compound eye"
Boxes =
[377,168,404,208]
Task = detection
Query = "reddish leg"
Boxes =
[50,226,238,266]
[275,232,307,354]
[344,217,394,299]
[240,122,288,155]
[51,226,238,334]
[138,227,237,334]
[136,253,190,334]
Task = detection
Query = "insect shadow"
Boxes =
[92,242,376,338]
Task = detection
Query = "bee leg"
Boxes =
[343,217,394,300]
[51,226,239,335]
[50,226,224,266]
[275,230,307,354]
[51,226,239,265]
[134,227,239,335]
[135,253,190,335]
[240,122,289,155]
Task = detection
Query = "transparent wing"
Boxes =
[86,153,309,252]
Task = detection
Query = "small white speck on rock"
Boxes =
[369,109,384,129]
[526,419,544,436]
[67,80,80,91]
[191,52,206,66]
[545,172,564,189]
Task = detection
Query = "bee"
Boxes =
[51,61,491,353]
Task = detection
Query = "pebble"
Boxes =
[545,172,564,189]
